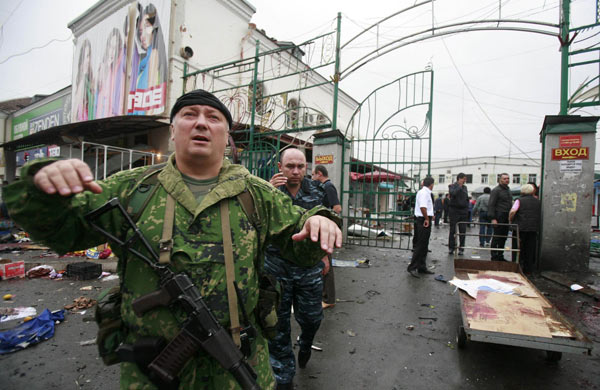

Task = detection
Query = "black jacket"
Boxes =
[448,182,469,211]
[514,195,540,232]
[488,184,512,219]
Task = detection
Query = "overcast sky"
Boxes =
[0,0,598,163]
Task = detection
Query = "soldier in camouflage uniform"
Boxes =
[4,89,342,390]
[265,149,330,390]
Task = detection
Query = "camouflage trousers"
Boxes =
[264,254,324,385]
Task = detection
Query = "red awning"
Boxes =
[357,171,403,183]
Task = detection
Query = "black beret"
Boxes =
[170,89,233,129]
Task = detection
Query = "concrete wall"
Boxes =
[540,130,596,272]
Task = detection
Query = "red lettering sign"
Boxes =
[551,147,589,160]
[559,135,582,147]
[315,155,334,164]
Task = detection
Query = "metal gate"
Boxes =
[182,32,338,180]
[341,70,433,249]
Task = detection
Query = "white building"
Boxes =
[426,156,541,197]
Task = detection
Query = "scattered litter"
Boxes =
[0,309,65,354]
[294,336,323,351]
[349,347,356,354]
[470,256,481,259]
[0,307,37,322]
[64,296,97,311]
[434,275,447,283]
[406,325,415,331]
[418,317,438,321]
[80,286,93,291]
[420,304,435,309]
[446,341,455,349]
[99,272,111,278]
[332,258,370,268]
[570,284,584,291]
[79,338,96,346]
[3,294,13,301]
[346,330,357,337]
[102,275,119,282]
[366,290,380,298]
[26,265,55,278]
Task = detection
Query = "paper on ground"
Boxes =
[0,307,37,322]
[449,277,528,299]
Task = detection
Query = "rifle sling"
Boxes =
[158,193,175,264]
[220,200,242,348]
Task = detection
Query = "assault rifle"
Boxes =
[85,198,259,390]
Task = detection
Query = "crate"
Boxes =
[66,262,102,280]
[0,260,25,280]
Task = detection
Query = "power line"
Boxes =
[438,29,540,165]
[0,34,73,65]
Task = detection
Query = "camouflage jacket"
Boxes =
[4,156,336,390]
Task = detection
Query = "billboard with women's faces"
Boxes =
[71,1,170,122]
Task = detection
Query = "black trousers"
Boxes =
[448,210,468,251]
[491,212,509,260]
[408,217,431,272]
[518,231,538,273]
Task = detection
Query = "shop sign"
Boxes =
[11,95,71,140]
[315,154,334,164]
[559,135,582,147]
[16,147,48,167]
[551,147,589,160]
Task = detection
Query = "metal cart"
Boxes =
[451,223,593,361]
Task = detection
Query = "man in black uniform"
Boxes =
[312,164,340,309]
[448,173,469,255]
[488,173,512,261]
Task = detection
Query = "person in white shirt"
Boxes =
[407,177,435,278]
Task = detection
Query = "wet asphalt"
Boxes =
[0,223,598,389]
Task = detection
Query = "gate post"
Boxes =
[313,130,349,229]
[539,115,599,272]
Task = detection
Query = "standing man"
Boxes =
[473,187,493,247]
[312,164,340,310]
[266,149,329,390]
[433,193,443,227]
[407,177,435,278]
[448,173,469,255]
[488,173,512,261]
[442,193,450,223]
[4,89,342,390]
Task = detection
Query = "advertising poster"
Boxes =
[72,6,129,121]
[72,1,170,122]
[127,1,170,116]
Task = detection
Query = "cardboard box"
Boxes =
[0,260,25,280]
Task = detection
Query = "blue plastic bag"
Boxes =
[0,309,65,354]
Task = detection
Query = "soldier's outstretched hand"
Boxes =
[292,215,342,254]
[33,159,103,196]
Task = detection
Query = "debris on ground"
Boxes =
[0,309,65,354]
[406,325,415,331]
[332,258,370,268]
[79,338,96,346]
[434,274,447,283]
[346,330,357,337]
[64,296,97,311]
[0,307,37,322]
[26,265,55,278]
